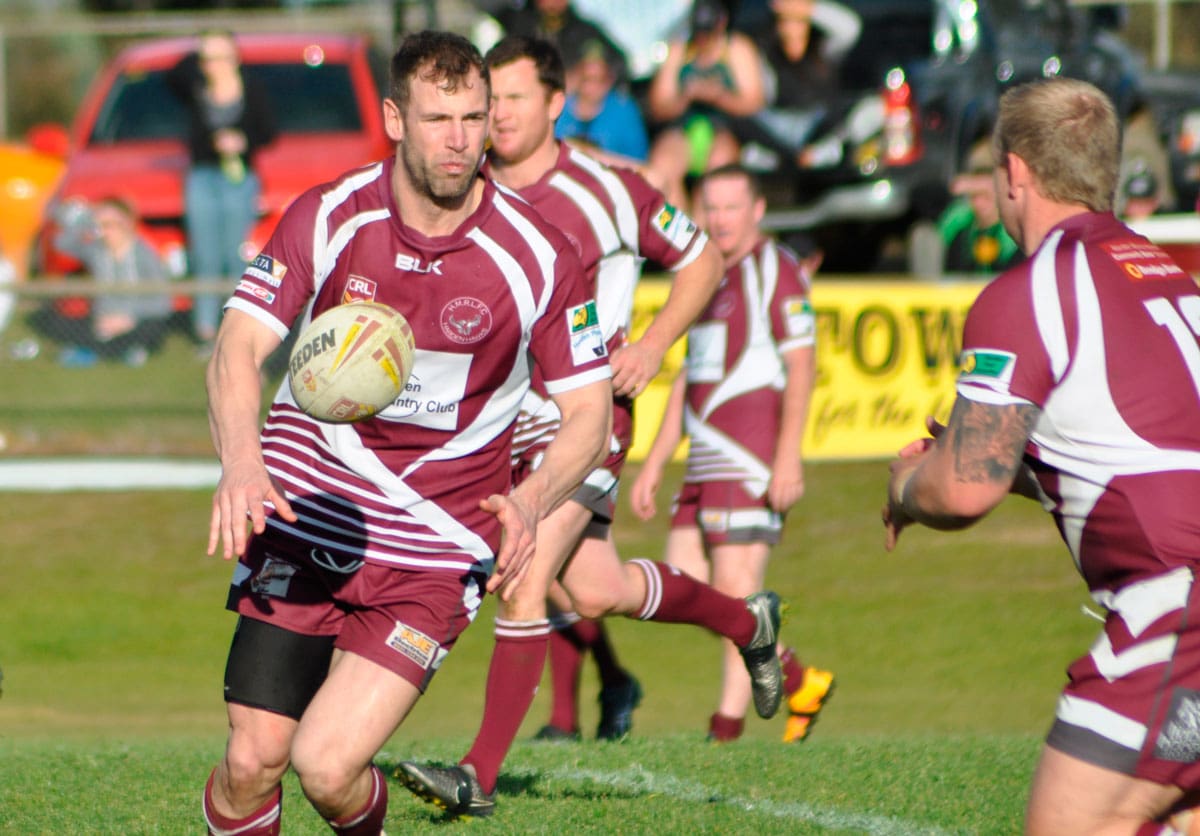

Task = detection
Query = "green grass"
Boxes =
[0,460,1094,833]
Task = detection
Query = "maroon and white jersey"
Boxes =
[958,212,1200,593]
[499,144,708,479]
[682,237,815,496]
[225,158,610,575]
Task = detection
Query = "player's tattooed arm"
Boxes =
[944,397,1040,488]
[884,396,1041,546]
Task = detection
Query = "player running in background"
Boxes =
[201,31,612,835]
[883,78,1200,835]
[395,36,787,819]
[631,163,833,743]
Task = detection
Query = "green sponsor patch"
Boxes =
[959,348,1014,378]
[569,300,600,332]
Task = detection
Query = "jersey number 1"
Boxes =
[1144,294,1200,399]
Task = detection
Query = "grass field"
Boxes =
[0,460,1095,833]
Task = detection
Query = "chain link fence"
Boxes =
[0,280,256,457]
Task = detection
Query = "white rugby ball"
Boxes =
[288,301,415,423]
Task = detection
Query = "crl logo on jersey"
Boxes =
[343,275,377,304]
[395,253,444,274]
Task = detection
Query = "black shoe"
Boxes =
[739,592,783,719]
[394,761,495,818]
[532,724,581,742]
[596,675,642,741]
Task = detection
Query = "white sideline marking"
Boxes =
[551,766,963,835]
[0,458,220,491]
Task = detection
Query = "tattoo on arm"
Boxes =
[945,399,1040,485]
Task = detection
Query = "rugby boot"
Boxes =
[532,724,581,742]
[394,761,494,818]
[782,666,835,743]
[596,675,642,741]
[738,591,783,719]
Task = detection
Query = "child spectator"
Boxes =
[32,197,173,367]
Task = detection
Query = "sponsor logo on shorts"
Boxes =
[440,297,492,344]
[1154,687,1200,762]
[698,509,729,532]
[250,556,298,598]
[386,620,440,669]
[236,279,276,304]
[248,253,287,286]
[342,275,378,304]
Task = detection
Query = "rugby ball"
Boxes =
[288,301,415,423]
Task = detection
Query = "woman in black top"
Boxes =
[167,30,276,347]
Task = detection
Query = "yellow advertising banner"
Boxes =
[628,278,988,462]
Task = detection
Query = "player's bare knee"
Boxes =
[221,744,287,798]
[570,588,621,619]
[292,754,359,810]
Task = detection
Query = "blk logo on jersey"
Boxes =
[441,297,493,344]
[342,275,378,304]
[395,253,444,275]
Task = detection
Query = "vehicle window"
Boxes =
[89,61,362,145]
[89,71,186,143]
[246,63,363,134]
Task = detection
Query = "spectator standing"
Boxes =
[167,30,277,350]
[31,196,173,367]
[646,0,767,210]
[883,78,1200,835]
[201,31,612,835]
[631,163,833,743]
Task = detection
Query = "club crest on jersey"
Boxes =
[386,620,440,669]
[342,275,378,304]
[395,253,444,275]
[652,203,697,248]
[959,348,1016,386]
[441,297,493,344]
[710,289,737,318]
[246,253,287,286]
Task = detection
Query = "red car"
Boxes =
[38,32,392,280]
